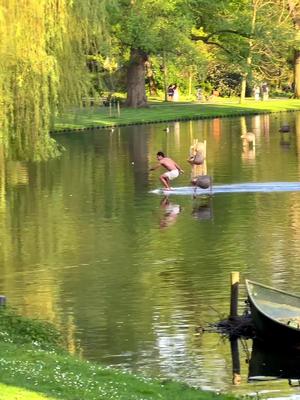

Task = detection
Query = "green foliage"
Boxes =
[0,0,113,161]
[0,307,64,351]
[0,0,299,153]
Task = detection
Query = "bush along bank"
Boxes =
[0,307,238,400]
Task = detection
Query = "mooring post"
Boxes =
[230,338,241,385]
[230,271,240,318]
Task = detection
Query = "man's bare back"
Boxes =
[150,151,183,190]
[159,157,180,172]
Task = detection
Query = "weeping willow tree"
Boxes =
[0,0,112,161]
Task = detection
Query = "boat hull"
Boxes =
[249,339,300,380]
[246,280,300,346]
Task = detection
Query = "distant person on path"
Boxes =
[150,151,184,190]
[261,83,269,101]
[167,84,174,101]
[196,88,204,102]
[253,85,260,101]
[173,84,179,101]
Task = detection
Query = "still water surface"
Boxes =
[2,112,300,397]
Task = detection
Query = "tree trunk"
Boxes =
[188,71,192,97]
[145,59,158,96]
[162,50,168,102]
[240,1,256,103]
[295,50,300,98]
[125,48,148,108]
[288,1,300,98]
[240,74,247,103]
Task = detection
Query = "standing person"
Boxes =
[261,82,269,101]
[196,88,204,102]
[150,151,184,190]
[253,85,260,101]
[173,84,179,102]
[167,84,174,101]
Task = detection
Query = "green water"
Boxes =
[1,113,300,396]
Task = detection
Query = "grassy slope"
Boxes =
[0,383,57,400]
[54,98,300,131]
[0,309,237,400]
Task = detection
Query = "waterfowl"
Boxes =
[279,125,290,133]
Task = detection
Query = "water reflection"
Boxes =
[159,196,182,229]
[249,339,300,383]
[240,117,256,163]
[191,197,213,221]
[280,132,292,149]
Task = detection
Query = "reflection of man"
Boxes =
[160,196,181,229]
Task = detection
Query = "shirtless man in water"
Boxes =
[150,151,184,190]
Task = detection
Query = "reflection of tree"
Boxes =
[295,112,300,165]
[0,145,6,213]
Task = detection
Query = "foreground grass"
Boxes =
[54,98,300,132]
[0,383,57,400]
[0,308,237,400]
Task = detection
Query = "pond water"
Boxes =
[1,112,300,397]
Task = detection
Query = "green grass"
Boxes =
[0,308,237,400]
[54,98,300,132]
[0,383,57,400]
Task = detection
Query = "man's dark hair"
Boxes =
[157,151,165,157]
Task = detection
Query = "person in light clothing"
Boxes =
[150,151,184,190]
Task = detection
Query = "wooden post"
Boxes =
[230,338,241,385]
[230,271,240,317]
[117,101,120,117]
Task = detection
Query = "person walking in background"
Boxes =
[167,84,174,101]
[173,84,179,101]
[150,151,184,190]
[261,82,269,101]
[253,85,260,101]
[196,88,204,102]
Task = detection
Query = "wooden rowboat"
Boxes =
[245,279,300,345]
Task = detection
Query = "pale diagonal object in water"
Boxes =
[150,182,300,195]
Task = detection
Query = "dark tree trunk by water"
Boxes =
[288,1,300,98]
[125,49,148,108]
[294,49,300,98]
[145,59,158,96]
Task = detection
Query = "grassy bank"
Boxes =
[0,383,56,400]
[54,98,300,132]
[0,308,237,400]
